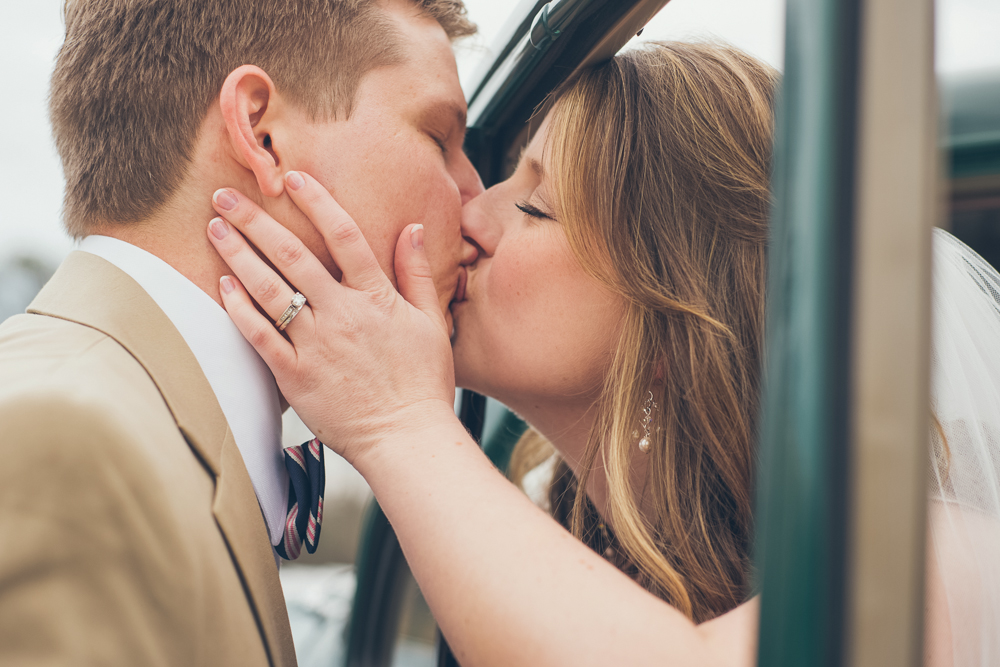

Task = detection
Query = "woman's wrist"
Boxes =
[349,397,470,477]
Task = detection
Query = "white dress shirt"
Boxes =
[78,235,288,547]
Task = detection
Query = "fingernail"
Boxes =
[209,217,229,240]
[285,171,305,191]
[213,189,238,211]
[220,276,235,295]
[410,224,424,250]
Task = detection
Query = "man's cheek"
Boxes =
[426,236,460,277]
[369,233,399,285]
[432,266,455,303]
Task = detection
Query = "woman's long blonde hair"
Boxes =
[509,42,778,622]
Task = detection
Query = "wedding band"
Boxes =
[276,292,307,331]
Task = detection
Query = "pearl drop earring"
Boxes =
[638,391,657,453]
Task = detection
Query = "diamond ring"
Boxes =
[276,292,307,331]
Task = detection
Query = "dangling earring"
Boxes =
[638,390,657,453]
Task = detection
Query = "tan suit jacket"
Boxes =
[0,251,296,666]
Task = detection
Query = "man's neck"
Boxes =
[92,178,257,308]
[116,228,230,307]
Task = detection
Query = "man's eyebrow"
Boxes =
[425,100,467,132]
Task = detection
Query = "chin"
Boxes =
[448,304,481,390]
[451,343,475,391]
[447,300,463,343]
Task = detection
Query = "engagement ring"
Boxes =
[276,292,307,331]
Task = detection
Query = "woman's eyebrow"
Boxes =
[514,145,546,180]
[527,157,545,180]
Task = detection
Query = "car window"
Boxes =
[457,0,542,97]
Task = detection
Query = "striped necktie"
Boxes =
[275,438,325,561]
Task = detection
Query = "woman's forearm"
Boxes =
[354,406,752,667]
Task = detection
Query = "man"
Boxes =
[0,0,481,664]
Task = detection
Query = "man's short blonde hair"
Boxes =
[50,0,475,237]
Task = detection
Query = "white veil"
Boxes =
[927,228,1000,666]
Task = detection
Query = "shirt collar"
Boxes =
[78,235,288,546]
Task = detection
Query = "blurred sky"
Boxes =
[2,0,999,267]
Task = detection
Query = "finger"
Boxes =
[283,171,392,294]
[219,275,297,375]
[394,224,448,334]
[211,187,339,307]
[208,217,314,330]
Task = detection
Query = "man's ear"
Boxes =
[220,65,285,198]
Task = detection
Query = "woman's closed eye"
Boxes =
[515,200,555,221]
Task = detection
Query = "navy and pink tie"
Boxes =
[276,438,325,560]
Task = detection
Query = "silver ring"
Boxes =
[276,292,307,331]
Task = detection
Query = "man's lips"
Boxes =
[453,266,467,303]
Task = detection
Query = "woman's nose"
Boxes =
[460,188,500,258]
[456,152,484,206]
[460,236,479,266]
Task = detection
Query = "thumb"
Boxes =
[395,224,447,332]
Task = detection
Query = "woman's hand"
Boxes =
[206,170,458,467]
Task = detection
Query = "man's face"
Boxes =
[272,2,482,328]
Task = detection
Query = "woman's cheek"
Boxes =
[485,244,556,336]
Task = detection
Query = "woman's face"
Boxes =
[450,118,625,418]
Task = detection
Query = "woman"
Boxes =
[206,42,997,665]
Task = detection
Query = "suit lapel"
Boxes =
[29,251,296,667]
